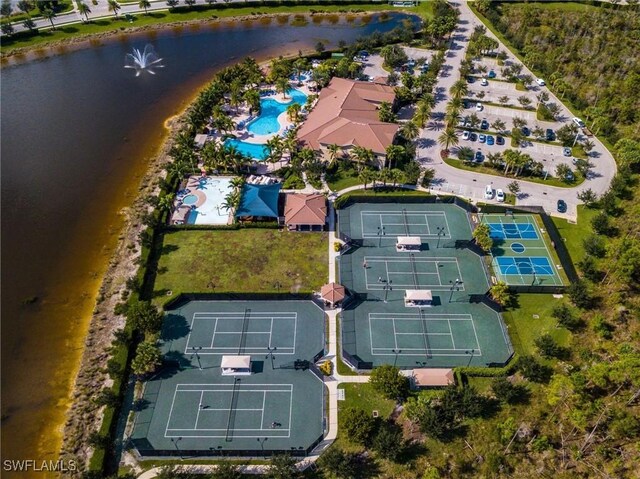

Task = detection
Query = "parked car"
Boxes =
[488,70,496,79]
[536,78,546,86]
[484,184,494,199]
[496,189,505,202]
[487,135,495,145]
[480,78,489,86]
[407,59,416,68]
[470,132,478,142]
[476,102,483,111]
[563,147,572,157]
[475,150,484,163]
[462,130,470,140]
[565,170,575,182]
[421,63,429,72]
[481,119,489,130]
[557,199,567,213]
[546,128,556,141]
[496,136,505,145]
[572,157,578,165]
[479,134,486,143]
[467,76,475,83]
[572,117,586,128]
[521,127,530,136]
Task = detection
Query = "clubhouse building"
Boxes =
[297,77,399,169]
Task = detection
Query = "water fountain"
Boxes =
[124,44,164,76]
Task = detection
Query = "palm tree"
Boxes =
[326,144,341,168]
[265,136,284,164]
[358,169,375,190]
[42,8,57,29]
[490,282,510,306]
[400,121,419,141]
[158,193,175,213]
[445,111,461,129]
[377,168,393,186]
[275,76,291,100]
[438,128,458,154]
[390,168,405,187]
[286,103,302,123]
[468,113,480,129]
[22,17,36,31]
[502,149,520,175]
[77,2,91,22]
[457,146,474,163]
[446,97,463,115]
[351,146,374,171]
[385,145,404,170]
[414,102,431,128]
[243,89,260,115]
[108,0,121,18]
[492,119,506,134]
[449,80,469,99]
[139,0,151,14]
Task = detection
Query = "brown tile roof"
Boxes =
[413,368,455,387]
[297,77,399,155]
[284,193,327,226]
[321,282,346,303]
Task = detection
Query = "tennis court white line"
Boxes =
[448,319,456,350]
[166,385,294,438]
[371,350,483,356]
[186,312,298,355]
[395,332,452,335]
[370,312,473,318]
[360,211,452,238]
[364,256,465,291]
[176,383,294,391]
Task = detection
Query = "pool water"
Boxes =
[182,194,198,205]
[185,176,233,225]
[246,89,307,136]
[224,138,270,160]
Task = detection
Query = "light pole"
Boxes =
[466,349,475,367]
[392,349,402,367]
[377,225,386,247]
[532,270,537,286]
[191,346,203,370]
[257,437,268,454]
[274,281,281,293]
[266,346,277,370]
[449,278,462,303]
[383,280,393,303]
[436,226,445,248]
[171,437,183,459]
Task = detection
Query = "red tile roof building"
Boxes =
[297,77,399,168]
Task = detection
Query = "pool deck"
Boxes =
[210,80,316,154]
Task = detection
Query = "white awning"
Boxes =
[397,236,422,246]
[221,355,251,369]
[405,290,433,301]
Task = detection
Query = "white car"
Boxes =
[536,78,546,86]
[496,189,505,202]
[462,130,470,140]
[484,184,494,199]
[572,117,586,128]
[480,78,488,86]
[476,102,483,111]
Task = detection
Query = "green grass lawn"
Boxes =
[502,293,571,356]
[327,169,363,191]
[551,204,596,263]
[152,229,328,302]
[335,382,395,450]
[444,158,584,189]
[2,3,425,54]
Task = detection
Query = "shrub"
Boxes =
[583,234,606,258]
[567,280,592,309]
[341,407,376,445]
[515,355,552,383]
[131,339,162,377]
[551,303,581,331]
[127,300,163,334]
[372,422,405,461]
[490,377,529,404]
[534,333,568,359]
[370,364,409,400]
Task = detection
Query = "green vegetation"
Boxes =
[476,1,640,144]
[444,157,584,188]
[152,229,327,300]
[1,1,433,54]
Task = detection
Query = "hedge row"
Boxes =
[454,353,519,379]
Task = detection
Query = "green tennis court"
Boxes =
[130,300,326,456]
[482,213,566,286]
[338,201,513,369]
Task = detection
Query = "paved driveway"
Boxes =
[416,0,616,221]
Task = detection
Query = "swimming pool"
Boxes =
[182,194,198,205]
[185,176,234,225]
[246,88,307,136]
[224,138,270,161]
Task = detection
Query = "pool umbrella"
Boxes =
[321,283,346,308]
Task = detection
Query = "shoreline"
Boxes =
[57,50,314,472]
[1,9,396,63]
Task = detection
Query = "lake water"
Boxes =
[0,12,415,476]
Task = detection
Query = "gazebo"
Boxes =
[321,282,347,308]
[235,183,281,221]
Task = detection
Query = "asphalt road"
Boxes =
[416,1,616,221]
